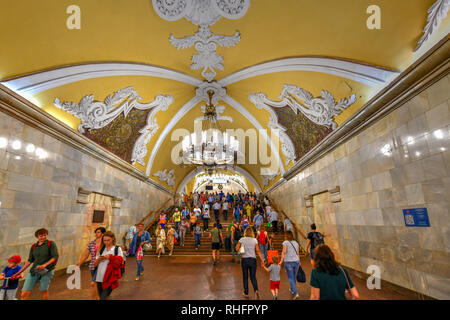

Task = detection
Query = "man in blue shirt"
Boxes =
[253,210,264,230]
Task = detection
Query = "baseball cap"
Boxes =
[8,255,21,264]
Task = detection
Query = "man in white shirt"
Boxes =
[193,206,202,218]
[125,225,137,249]
[222,200,229,221]
[213,201,221,222]
[269,210,279,234]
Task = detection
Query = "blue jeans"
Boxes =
[284,261,300,295]
[174,221,180,231]
[195,233,201,248]
[259,243,268,262]
[136,259,144,276]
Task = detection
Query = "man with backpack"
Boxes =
[12,228,58,300]
[306,223,325,267]
[230,220,242,263]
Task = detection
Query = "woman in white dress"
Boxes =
[155,224,166,259]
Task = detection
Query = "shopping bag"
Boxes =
[267,250,278,264]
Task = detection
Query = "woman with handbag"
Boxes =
[235,227,265,299]
[129,223,151,280]
[310,244,359,300]
[279,231,301,300]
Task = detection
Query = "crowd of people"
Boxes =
[0,191,359,301]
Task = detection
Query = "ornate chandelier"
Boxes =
[182,90,239,171]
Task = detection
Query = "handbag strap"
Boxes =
[339,266,353,297]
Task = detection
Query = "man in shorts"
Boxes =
[12,228,58,300]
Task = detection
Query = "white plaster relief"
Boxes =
[249,84,356,130]
[153,169,176,188]
[53,86,174,166]
[261,170,279,188]
[153,0,250,81]
[415,0,450,52]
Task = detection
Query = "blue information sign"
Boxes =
[403,208,430,227]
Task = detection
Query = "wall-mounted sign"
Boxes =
[403,208,430,227]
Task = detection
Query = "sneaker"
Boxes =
[242,292,249,298]
[135,277,140,281]
[293,294,300,300]
[255,291,260,300]
[289,288,294,295]
[273,295,277,300]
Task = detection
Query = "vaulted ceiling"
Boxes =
[1,0,449,193]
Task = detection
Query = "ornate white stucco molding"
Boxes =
[249,84,356,130]
[248,94,296,166]
[415,0,449,52]
[53,86,174,166]
[153,169,176,188]
[261,170,279,188]
[153,0,250,81]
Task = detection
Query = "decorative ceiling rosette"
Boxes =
[54,86,174,166]
[152,0,250,81]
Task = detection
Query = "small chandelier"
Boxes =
[182,90,239,170]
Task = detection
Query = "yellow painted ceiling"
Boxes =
[1,0,449,192]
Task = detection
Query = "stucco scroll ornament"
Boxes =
[261,169,279,188]
[249,85,356,130]
[153,169,176,188]
[415,0,449,52]
[153,0,250,81]
[54,87,174,166]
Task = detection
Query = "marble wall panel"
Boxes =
[0,110,173,276]
[269,78,450,299]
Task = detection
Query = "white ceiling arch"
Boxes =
[218,57,399,87]
[1,57,398,95]
[145,91,286,177]
[176,165,262,194]
[193,179,248,193]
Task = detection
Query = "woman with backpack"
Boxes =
[279,231,301,300]
[93,231,124,300]
[129,223,151,280]
[256,225,269,264]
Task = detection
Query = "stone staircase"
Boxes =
[144,214,287,257]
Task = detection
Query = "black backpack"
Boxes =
[312,232,324,247]
[233,226,242,241]
[99,245,125,276]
